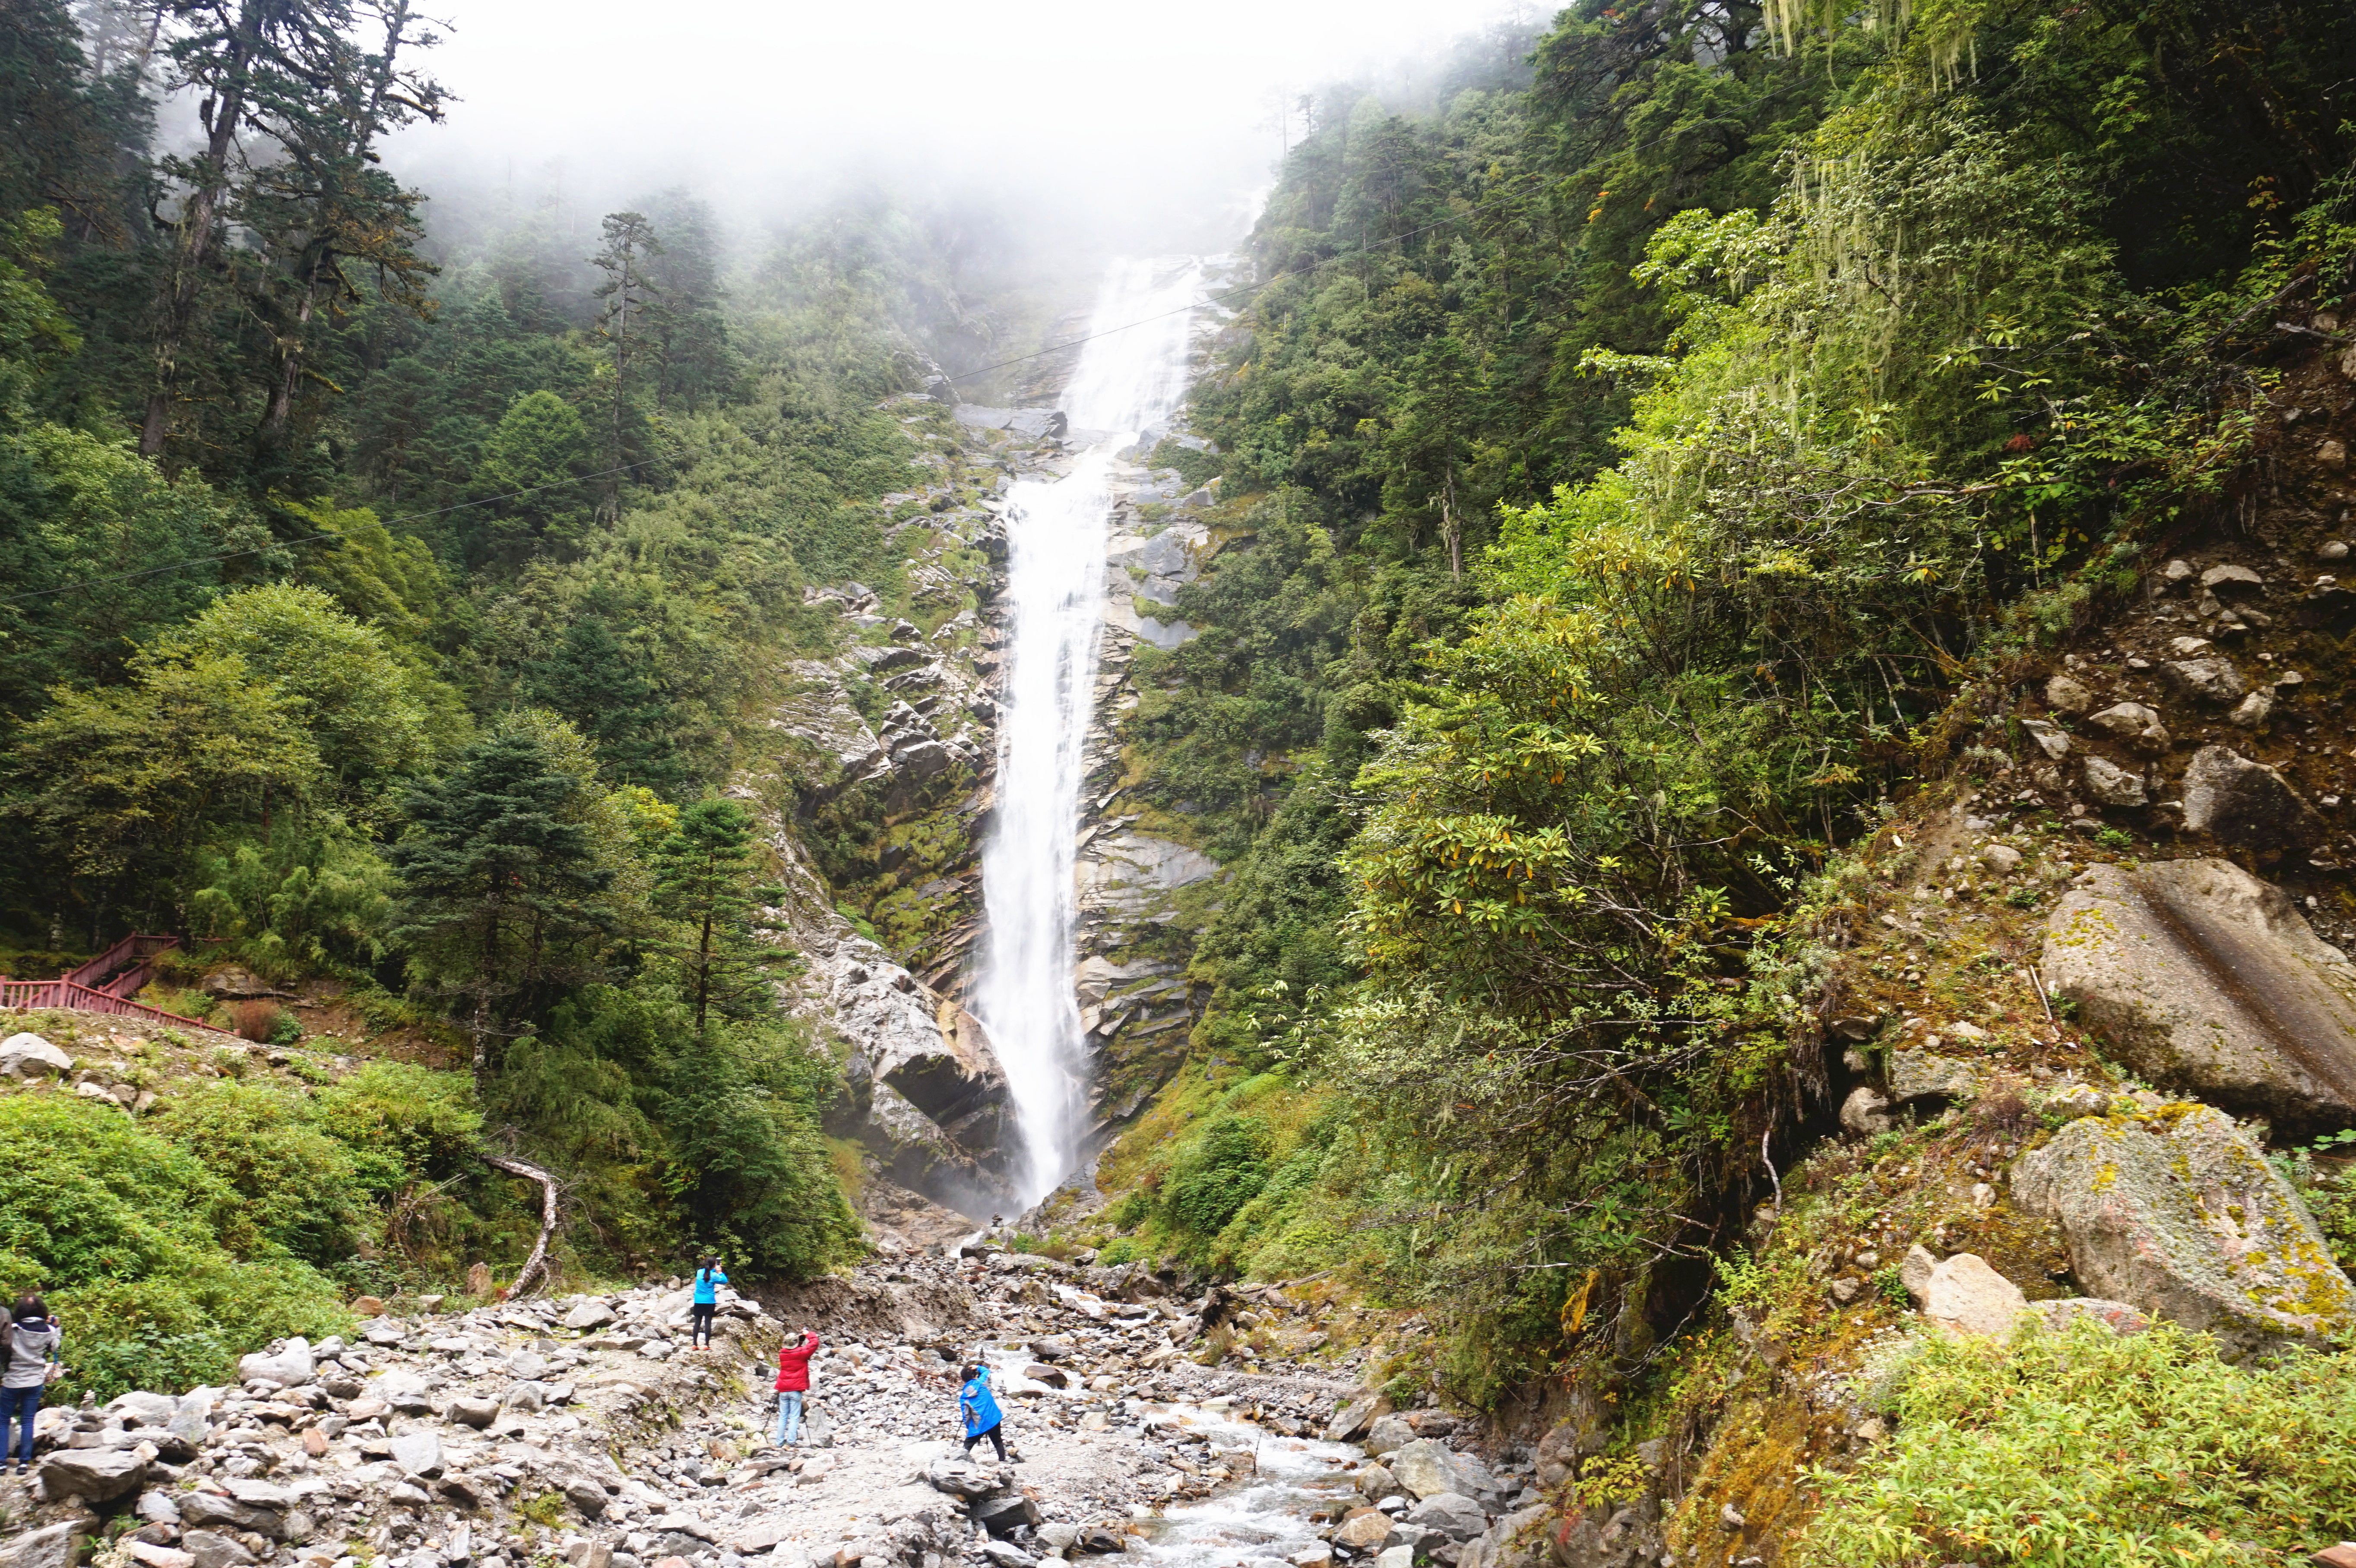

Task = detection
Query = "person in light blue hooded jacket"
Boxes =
[957,1363,1009,1462]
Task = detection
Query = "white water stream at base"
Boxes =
[975,257,1205,1204]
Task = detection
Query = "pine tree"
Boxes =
[521,610,687,791]
[651,797,783,1032]
[388,730,614,1087]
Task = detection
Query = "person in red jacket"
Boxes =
[774,1330,820,1446]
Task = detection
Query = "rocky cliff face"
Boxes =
[1649,328,2356,1563]
[743,277,1240,1225]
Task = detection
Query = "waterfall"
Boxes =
[975,257,1203,1204]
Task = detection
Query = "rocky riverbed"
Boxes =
[0,1250,1583,1568]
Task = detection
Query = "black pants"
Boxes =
[690,1303,716,1345]
[963,1422,1006,1461]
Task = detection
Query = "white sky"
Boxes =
[390,0,1535,252]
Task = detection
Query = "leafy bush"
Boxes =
[0,1094,349,1400]
[1800,1320,2356,1566]
[151,1080,360,1264]
[1161,1116,1271,1238]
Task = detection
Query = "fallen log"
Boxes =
[483,1153,560,1297]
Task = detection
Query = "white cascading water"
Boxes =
[975,257,1203,1204]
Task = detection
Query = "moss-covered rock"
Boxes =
[2011,1103,2355,1357]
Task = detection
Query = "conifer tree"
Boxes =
[388,730,614,1086]
[651,797,782,1033]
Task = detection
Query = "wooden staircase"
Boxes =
[0,933,211,1028]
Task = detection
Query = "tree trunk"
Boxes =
[483,1154,560,1297]
[141,2,261,459]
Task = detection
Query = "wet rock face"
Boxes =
[2042,859,2356,1134]
[2011,1103,2356,1358]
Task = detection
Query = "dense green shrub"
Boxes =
[1801,1320,2356,1566]
[0,1093,349,1400]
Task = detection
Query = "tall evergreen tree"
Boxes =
[651,797,780,1033]
[388,730,614,1087]
[522,610,686,790]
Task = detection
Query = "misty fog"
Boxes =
[390,0,1533,262]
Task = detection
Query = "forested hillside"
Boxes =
[0,0,1035,1389]
[1067,0,2356,1555]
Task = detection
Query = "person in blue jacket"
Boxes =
[958,1363,1010,1462]
[690,1257,727,1349]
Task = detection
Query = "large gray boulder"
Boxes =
[36,1446,149,1500]
[0,1032,70,1080]
[0,1525,80,1568]
[1363,1412,1417,1456]
[2180,745,2324,849]
[1403,1494,1488,1542]
[1387,1438,1498,1502]
[235,1338,312,1386]
[2042,859,2356,1134]
[2011,1103,2356,1357]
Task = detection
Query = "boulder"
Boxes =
[126,1546,193,1568]
[2087,702,2169,752]
[1464,1506,1552,1568]
[236,1339,313,1386]
[36,1446,149,1500]
[1900,1244,1938,1307]
[0,1526,80,1568]
[1886,1050,1986,1107]
[168,1390,215,1445]
[1363,1413,1416,1456]
[2084,756,2147,807]
[972,1492,1041,1536]
[389,1430,443,1479]
[561,1300,616,1331]
[108,1391,179,1428]
[1387,1439,1497,1502]
[2024,1298,2149,1336]
[446,1397,498,1429]
[2180,745,2324,849]
[1403,1494,1488,1542]
[1324,1395,1384,1442]
[1335,1513,1393,1551]
[1922,1253,2027,1336]
[0,1033,70,1080]
[729,1522,797,1555]
[1357,1463,1400,1499]
[2020,718,2071,759]
[2044,674,2093,714]
[2041,859,2356,1134]
[181,1535,256,1568]
[2162,658,2245,704]
[2012,1103,2356,1357]
[1839,1084,1893,1136]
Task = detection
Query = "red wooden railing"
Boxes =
[0,934,210,1029]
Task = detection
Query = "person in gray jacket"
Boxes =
[2,1296,60,1476]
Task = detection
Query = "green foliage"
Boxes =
[0,1092,349,1400]
[1162,1116,1273,1238]
[189,818,395,980]
[651,797,785,1031]
[146,583,457,810]
[478,390,596,552]
[659,1017,862,1277]
[388,728,616,1047]
[1800,1321,2356,1566]
[151,1081,361,1265]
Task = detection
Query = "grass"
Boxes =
[1799,1319,2356,1566]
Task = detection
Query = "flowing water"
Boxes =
[974,257,1205,1203]
[979,1302,1363,1568]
